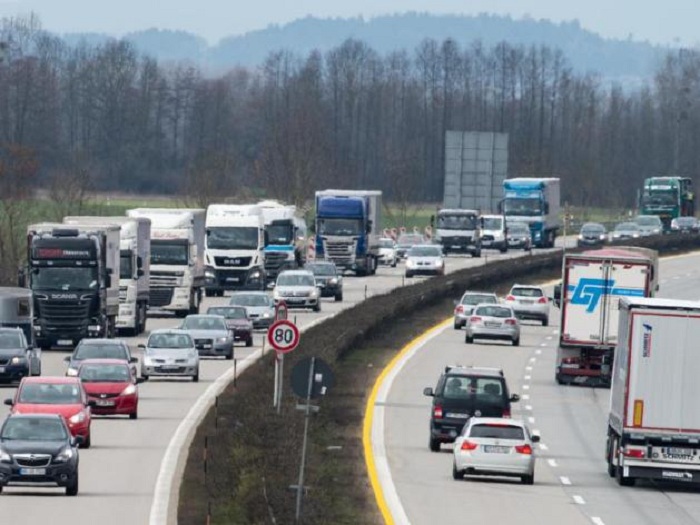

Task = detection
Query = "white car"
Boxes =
[465,304,520,346]
[452,417,539,485]
[139,329,199,382]
[405,245,445,278]
[453,291,499,329]
[378,238,398,267]
[273,270,321,312]
[505,285,550,326]
[480,215,508,253]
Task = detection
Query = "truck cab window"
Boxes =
[318,219,363,236]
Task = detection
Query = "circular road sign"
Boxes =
[267,319,300,353]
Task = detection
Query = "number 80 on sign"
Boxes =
[267,320,301,353]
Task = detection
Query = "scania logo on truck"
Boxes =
[49,293,78,300]
[568,278,645,313]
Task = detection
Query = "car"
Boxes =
[611,222,641,241]
[480,215,508,253]
[0,327,41,382]
[396,234,425,259]
[139,329,199,382]
[0,414,82,496]
[304,261,344,301]
[465,304,521,346]
[506,222,532,251]
[180,314,234,359]
[377,238,398,267]
[634,215,664,236]
[505,285,550,325]
[577,222,607,247]
[207,306,254,347]
[64,339,137,378]
[405,245,445,278]
[229,292,275,329]
[671,216,699,233]
[453,292,499,330]
[78,359,143,419]
[272,270,321,311]
[4,377,93,448]
[452,417,539,485]
[423,366,519,452]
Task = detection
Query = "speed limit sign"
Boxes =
[267,320,300,354]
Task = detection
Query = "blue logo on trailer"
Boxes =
[567,278,645,313]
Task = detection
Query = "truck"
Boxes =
[126,208,205,317]
[203,204,266,295]
[607,297,700,486]
[555,248,658,387]
[257,200,307,284]
[639,176,695,230]
[314,190,382,275]
[64,216,150,336]
[501,178,561,248]
[433,209,482,257]
[24,223,120,349]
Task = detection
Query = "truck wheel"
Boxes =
[606,437,617,478]
[616,466,635,487]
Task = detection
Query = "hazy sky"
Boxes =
[0,0,695,45]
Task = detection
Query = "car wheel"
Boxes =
[405,272,413,279]
[521,473,534,485]
[245,338,253,348]
[193,372,199,383]
[465,334,474,344]
[472,250,481,258]
[391,260,397,268]
[142,374,149,382]
[499,246,507,253]
[65,474,79,496]
[542,317,549,327]
[453,321,461,330]
[82,434,91,449]
[313,303,321,313]
[512,337,520,347]
[335,293,343,302]
[429,438,441,452]
[0,485,3,493]
[452,462,464,480]
[129,411,138,420]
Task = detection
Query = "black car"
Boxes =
[0,414,81,495]
[304,262,343,302]
[577,222,607,247]
[423,366,519,452]
[64,339,138,378]
[0,328,41,383]
[671,216,699,233]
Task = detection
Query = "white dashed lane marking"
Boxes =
[547,459,558,468]
[591,518,606,525]
[560,476,572,485]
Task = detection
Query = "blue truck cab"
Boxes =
[501,178,561,248]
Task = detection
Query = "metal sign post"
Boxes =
[294,357,315,523]
[268,319,300,412]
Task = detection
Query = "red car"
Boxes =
[3,376,93,448]
[78,359,142,419]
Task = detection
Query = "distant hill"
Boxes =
[62,13,671,81]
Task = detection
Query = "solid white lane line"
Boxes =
[573,495,586,505]
[525,405,533,411]
[591,518,606,525]
[560,476,572,485]
[547,459,558,468]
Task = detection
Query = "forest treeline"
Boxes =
[0,15,698,209]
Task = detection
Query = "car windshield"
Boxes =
[437,214,477,230]
[305,264,336,276]
[207,227,259,250]
[79,364,132,382]
[508,223,529,234]
[379,239,395,248]
[397,235,423,246]
[74,344,127,361]
[147,334,193,349]
[636,217,661,227]
[615,223,639,232]
[511,287,543,297]
[18,383,82,404]
[277,274,315,287]
[318,218,362,236]
[441,376,505,400]
[1,418,68,441]
[408,246,441,257]
[469,424,525,440]
[151,240,188,266]
[182,317,227,331]
[461,294,497,305]
[482,218,502,230]
[474,306,512,318]
[642,191,676,205]
[120,252,133,279]
[503,198,542,217]
[230,294,271,307]
[208,307,247,319]
[0,332,22,349]
[266,224,294,245]
[676,218,697,226]
[581,224,605,234]
[31,267,98,291]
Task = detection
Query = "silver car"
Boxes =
[506,222,532,251]
[378,238,398,267]
[465,304,520,346]
[452,417,539,485]
[611,222,641,241]
[453,292,499,329]
[505,285,550,326]
[180,314,234,360]
[139,329,199,382]
[405,245,445,278]
[229,292,275,329]
[273,270,321,311]
[634,215,663,236]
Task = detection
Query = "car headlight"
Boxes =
[121,384,137,396]
[216,337,229,344]
[66,367,79,377]
[54,446,74,463]
[69,411,87,424]
[262,312,271,318]
[435,260,444,266]
[249,270,262,279]
[143,357,154,366]
[633,233,640,238]
[10,356,26,365]
[0,448,10,463]
[578,234,583,240]
[329,278,338,285]
[88,324,102,332]
[599,234,606,240]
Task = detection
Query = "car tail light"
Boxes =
[455,305,464,314]
[460,440,478,451]
[622,447,645,458]
[537,297,548,304]
[469,316,482,324]
[506,295,515,301]
[505,318,517,325]
[502,408,511,418]
[433,405,443,419]
[515,444,533,455]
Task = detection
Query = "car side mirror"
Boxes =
[136,268,144,278]
[510,394,520,403]
[87,400,97,408]
[138,344,146,350]
[423,387,434,397]
[129,357,138,364]
[72,435,85,446]
[3,398,13,407]
[17,268,26,288]
[64,356,71,363]
[531,434,541,443]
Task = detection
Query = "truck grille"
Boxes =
[149,288,174,307]
[194,338,213,349]
[214,256,252,268]
[322,240,355,264]
[264,252,290,274]
[119,287,127,302]
[36,300,90,327]
[150,271,180,287]
[15,454,51,468]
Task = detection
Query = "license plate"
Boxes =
[451,245,461,249]
[287,299,304,303]
[445,412,470,419]
[20,468,46,476]
[96,400,115,407]
[667,447,694,456]
[57,339,72,346]
[201,344,212,349]
[226,277,240,282]
[483,445,510,454]
[485,322,501,328]
[521,300,534,305]
[161,365,179,371]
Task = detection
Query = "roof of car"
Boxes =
[184,314,224,319]
[5,413,65,421]
[510,284,544,290]
[230,291,269,296]
[278,270,314,276]
[443,365,505,378]
[468,417,526,427]
[149,328,190,336]
[77,338,126,346]
[0,327,24,333]
[462,291,497,296]
[21,376,81,385]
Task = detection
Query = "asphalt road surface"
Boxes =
[382,252,700,525]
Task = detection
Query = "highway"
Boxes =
[0,244,554,525]
[380,252,700,525]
